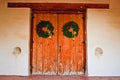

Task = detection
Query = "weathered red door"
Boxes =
[32,13,85,75]
[57,14,85,75]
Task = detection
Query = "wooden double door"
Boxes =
[32,13,85,75]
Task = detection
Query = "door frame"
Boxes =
[8,3,109,75]
[31,10,87,75]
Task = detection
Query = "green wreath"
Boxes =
[36,20,54,38]
[62,21,79,38]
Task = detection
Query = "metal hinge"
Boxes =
[82,16,85,19]
[82,40,86,44]
[32,15,34,19]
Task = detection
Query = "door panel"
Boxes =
[32,13,85,75]
[32,14,58,75]
[58,14,84,75]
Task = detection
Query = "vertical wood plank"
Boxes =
[32,14,37,73]
[32,14,44,74]
[42,14,57,75]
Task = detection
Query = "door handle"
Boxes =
[59,46,61,53]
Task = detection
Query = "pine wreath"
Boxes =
[36,20,54,38]
[62,21,79,39]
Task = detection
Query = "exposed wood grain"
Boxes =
[58,14,85,75]
[32,14,57,75]
[32,13,85,75]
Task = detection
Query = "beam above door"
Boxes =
[8,3,109,13]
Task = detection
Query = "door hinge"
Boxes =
[82,16,85,19]
[82,40,86,44]
[32,40,34,43]
[32,15,34,19]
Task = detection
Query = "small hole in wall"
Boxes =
[13,47,21,57]
[95,47,103,58]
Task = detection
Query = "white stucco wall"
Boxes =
[0,1,30,76]
[87,1,120,76]
[0,0,120,76]
[87,9,120,76]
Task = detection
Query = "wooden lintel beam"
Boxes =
[8,3,109,11]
